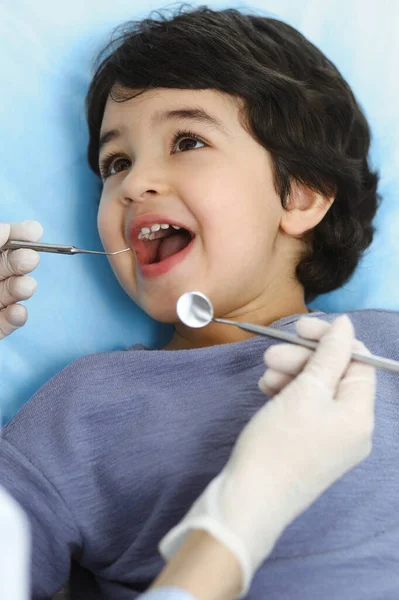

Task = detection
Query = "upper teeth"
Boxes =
[138,223,181,240]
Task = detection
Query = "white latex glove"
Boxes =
[0,221,43,339]
[258,315,368,397]
[0,485,31,600]
[159,315,376,597]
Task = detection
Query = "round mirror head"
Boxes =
[176,291,214,328]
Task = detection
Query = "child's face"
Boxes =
[97,88,305,324]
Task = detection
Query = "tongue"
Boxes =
[158,233,189,262]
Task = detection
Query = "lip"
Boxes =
[127,213,196,279]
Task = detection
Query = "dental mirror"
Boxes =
[176,291,214,328]
[175,291,399,374]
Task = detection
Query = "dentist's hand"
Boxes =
[258,315,370,398]
[0,221,42,340]
[159,315,376,598]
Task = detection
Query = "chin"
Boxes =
[144,304,180,324]
[130,291,177,324]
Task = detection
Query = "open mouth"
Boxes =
[133,224,195,267]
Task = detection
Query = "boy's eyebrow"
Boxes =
[98,107,229,154]
[151,107,229,135]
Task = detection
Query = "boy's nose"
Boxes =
[119,159,173,204]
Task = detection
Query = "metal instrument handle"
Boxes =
[2,240,76,254]
[215,318,399,374]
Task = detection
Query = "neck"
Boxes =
[163,290,309,351]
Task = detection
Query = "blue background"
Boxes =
[1,0,398,423]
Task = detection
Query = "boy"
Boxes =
[1,4,398,599]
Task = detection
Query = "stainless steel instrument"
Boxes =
[176,291,399,375]
[2,240,131,256]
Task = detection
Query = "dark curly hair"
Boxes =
[85,3,381,303]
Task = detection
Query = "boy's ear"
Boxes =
[279,181,335,237]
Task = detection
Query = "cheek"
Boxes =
[97,208,106,243]
[97,198,122,244]
[201,197,280,268]
[97,209,113,249]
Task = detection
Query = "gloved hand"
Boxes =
[258,314,369,397]
[0,221,43,340]
[0,485,31,600]
[159,315,376,598]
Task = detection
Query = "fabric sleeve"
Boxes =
[0,438,82,598]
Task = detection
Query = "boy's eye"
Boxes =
[99,155,131,180]
[170,129,207,153]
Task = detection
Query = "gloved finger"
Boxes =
[295,316,331,340]
[301,314,355,393]
[0,222,11,248]
[336,339,376,417]
[0,221,42,280]
[262,317,330,374]
[264,344,312,375]
[258,368,294,396]
[0,276,38,310]
[0,220,43,248]
[0,249,40,280]
[260,331,358,395]
[0,304,28,340]
[265,316,365,376]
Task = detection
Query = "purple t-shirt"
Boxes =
[0,308,398,599]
